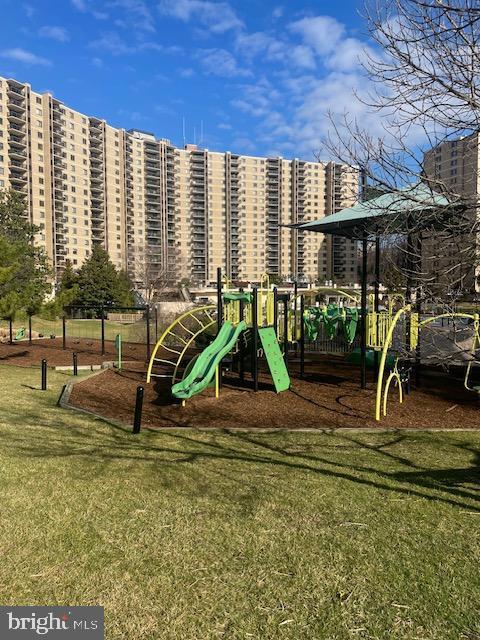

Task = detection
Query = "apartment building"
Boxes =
[423,133,480,292]
[0,75,359,287]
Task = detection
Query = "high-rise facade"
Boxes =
[0,75,359,286]
[423,134,480,292]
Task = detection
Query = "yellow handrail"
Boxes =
[465,315,480,392]
[375,304,410,421]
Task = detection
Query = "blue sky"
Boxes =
[0,0,374,160]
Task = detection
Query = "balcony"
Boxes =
[7,84,25,97]
[9,172,28,185]
[9,158,27,170]
[7,122,25,135]
[7,110,26,125]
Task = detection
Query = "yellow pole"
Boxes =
[215,365,219,399]
[375,305,410,421]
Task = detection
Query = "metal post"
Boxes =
[252,286,259,391]
[300,294,305,378]
[62,315,66,350]
[283,297,289,370]
[216,267,223,333]
[29,315,32,346]
[217,268,223,388]
[293,281,298,354]
[9,319,13,345]
[415,234,422,387]
[374,235,380,379]
[73,352,78,376]
[360,233,368,390]
[146,306,151,362]
[273,287,278,337]
[101,307,105,356]
[132,386,144,434]
[41,359,47,391]
[154,307,159,342]
[238,288,245,381]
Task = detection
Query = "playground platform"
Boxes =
[68,355,480,430]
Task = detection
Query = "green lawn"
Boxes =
[0,365,479,639]
[2,317,149,343]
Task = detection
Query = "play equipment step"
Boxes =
[258,327,290,393]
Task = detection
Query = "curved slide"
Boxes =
[172,320,247,400]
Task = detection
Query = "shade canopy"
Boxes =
[289,183,452,239]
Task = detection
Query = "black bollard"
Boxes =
[41,359,47,390]
[133,386,144,434]
[73,352,78,376]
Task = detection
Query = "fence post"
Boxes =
[9,319,13,345]
[62,315,66,350]
[73,352,78,376]
[41,359,47,390]
[133,386,144,434]
[101,307,105,356]
[29,315,32,346]
[154,306,158,342]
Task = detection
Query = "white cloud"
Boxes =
[235,31,283,63]
[289,16,345,56]
[38,26,70,43]
[1,48,51,66]
[326,37,371,72]
[89,32,182,56]
[289,45,316,70]
[117,108,151,123]
[89,32,136,55]
[71,0,87,10]
[197,48,251,77]
[232,136,256,153]
[218,122,232,130]
[272,6,284,20]
[23,4,35,19]
[179,67,194,78]
[109,0,155,32]
[91,57,104,67]
[158,0,243,34]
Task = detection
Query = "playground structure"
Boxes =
[146,268,480,421]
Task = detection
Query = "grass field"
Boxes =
[0,365,479,639]
[1,317,150,343]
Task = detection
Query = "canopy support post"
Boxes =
[361,232,368,390]
[374,235,381,379]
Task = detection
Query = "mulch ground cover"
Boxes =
[68,355,480,429]
[0,338,147,367]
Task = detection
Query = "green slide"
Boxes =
[258,327,290,393]
[172,320,247,400]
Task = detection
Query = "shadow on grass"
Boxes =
[0,400,478,513]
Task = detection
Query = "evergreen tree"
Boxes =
[117,270,135,307]
[0,189,36,242]
[75,245,133,311]
[0,191,51,319]
[60,260,78,291]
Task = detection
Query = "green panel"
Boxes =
[223,292,252,303]
[171,321,247,400]
[258,327,290,393]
